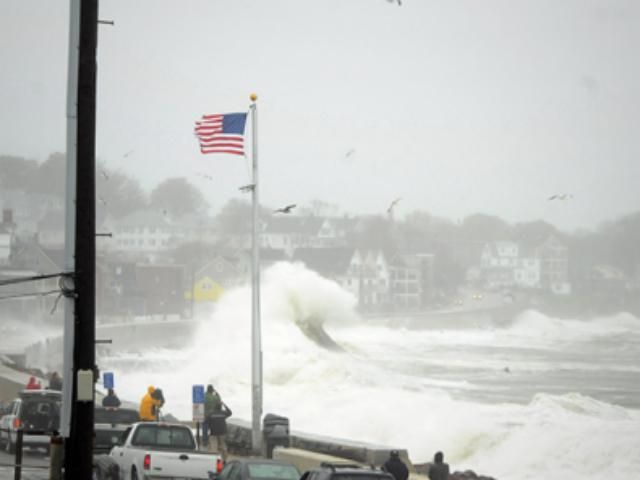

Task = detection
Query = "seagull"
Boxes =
[548,194,573,201]
[386,0,402,5]
[197,172,213,181]
[239,184,255,193]
[98,196,107,205]
[123,149,134,158]
[274,204,296,214]
[387,197,402,214]
[344,149,356,159]
[100,170,109,180]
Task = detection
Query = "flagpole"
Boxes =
[249,93,263,453]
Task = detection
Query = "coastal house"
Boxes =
[105,210,179,260]
[292,248,392,311]
[186,254,249,303]
[480,241,519,289]
[261,216,324,256]
[0,190,64,239]
[97,260,185,316]
[0,239,62,317]
[387,253,435,310]
[513,248,541,289]
[0,211,12,265]
[478,236,570,294]
[36,210,65,248]
[537,236,571,295]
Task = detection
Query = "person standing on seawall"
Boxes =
[428,451,450,480]
[382,450,409,480]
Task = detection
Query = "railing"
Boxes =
[0,427,54,480]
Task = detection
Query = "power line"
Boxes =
[0,272,73,288]
[0,290,61,301]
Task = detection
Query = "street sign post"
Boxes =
[192,385,205,423]
[103,372,114,390]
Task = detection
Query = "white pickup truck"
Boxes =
[110,422,222,480]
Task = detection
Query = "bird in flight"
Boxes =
[274,204,296,214]
[387,197,402,214]
[123,149,134,158]
[196,172,213,181]
[548,194,573,201]
[100,170,109,180]
[386,0,402,5]
[344,149,356,159]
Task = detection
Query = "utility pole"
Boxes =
[64,0,98,478]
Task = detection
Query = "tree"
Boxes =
[96,163,147,218]
[0,155,38,190]
[214,198,272,236]
[511,220,559,248]
[605,212,640,276]
[459,213,512,243]
[31,152,66,197]
[149,177,208,217]
[348,215,397,253]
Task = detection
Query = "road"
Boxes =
[0,448,49,480]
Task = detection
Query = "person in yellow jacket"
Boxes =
[139,386,165,421]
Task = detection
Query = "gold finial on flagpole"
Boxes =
[250,93,258,102]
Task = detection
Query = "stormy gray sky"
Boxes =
[1,0,638,230]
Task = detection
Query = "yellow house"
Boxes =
[185,275,225,302]
[184,255,249,302]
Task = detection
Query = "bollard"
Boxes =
[13,428,23,480]
[49,434,64,480]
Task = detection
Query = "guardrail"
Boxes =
[0,427,52,480]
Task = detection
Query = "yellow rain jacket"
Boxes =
[139,386,162,421]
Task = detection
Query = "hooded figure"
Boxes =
[48,372,62,391]
[203,384,232,461]
[382,450,409,480]
[102,388,121,408]
[139,386,163,421]
[427,451,450,480]
[26,376,41,390]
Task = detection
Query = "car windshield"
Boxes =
[131,425,195,450]
[248,464,300,480]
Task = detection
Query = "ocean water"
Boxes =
[91,262,640,479]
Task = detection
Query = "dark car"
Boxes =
[216,458,300,480]
[0,389,61,453]
[300,462,395,480]
[93,406,140,454]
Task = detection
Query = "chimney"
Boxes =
[2,209,13,225]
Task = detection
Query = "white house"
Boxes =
[480,241,520,289]
[106,210,179,259]
[514,256,541,289]
[479,237,570,294]
[0,226,10,266]
[292,247,392,310]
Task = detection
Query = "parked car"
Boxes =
[0,389,61,453]
[215,458,300,480]
[110,421,222,480]
[300,462,394,480]
[94,406,140,455]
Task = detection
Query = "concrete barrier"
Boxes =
[273,447,361,473]
[272,447,429,480]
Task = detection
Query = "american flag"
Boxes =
[194,112,248,156]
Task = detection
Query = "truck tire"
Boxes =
[94,454,120,480]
